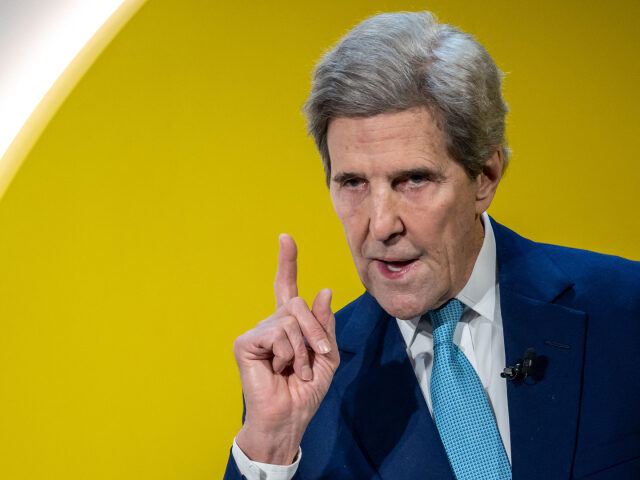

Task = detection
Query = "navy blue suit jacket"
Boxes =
[225,219,640,479]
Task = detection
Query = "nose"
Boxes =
[368,186,404,243]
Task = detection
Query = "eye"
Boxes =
[393,172,430,189]
[343,177,366,188]
[408,174,426,185]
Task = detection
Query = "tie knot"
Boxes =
[427,298,465,345]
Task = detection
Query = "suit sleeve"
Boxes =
[223,447,246,480]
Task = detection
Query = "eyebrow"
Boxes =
[391,167,444,182]
[332,172,362,184]
[331,167,444,184]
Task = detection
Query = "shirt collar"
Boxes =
[455,212,497,322]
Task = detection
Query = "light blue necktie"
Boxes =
[429,298,512,480]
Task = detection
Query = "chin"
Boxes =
[373,291,427,320]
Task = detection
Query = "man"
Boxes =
[224,11,640,480]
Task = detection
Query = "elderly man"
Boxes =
[224,11,640,480]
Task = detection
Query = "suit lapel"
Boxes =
[493,219,587,478]
[337,293,454,479]
[334,220,587,479]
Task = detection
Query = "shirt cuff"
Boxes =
[231,437,301,480]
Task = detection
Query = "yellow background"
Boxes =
[1,1,638,478]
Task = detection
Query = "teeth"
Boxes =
[386,263,403,272]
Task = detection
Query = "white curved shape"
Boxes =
[0,0,127,163]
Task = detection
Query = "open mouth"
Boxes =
[375,258,418,278]
[384,260,415,271]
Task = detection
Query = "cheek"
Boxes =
[406,197,449,236]
[404,195,471,253]
[341,214,366,252]
[331,190,353,222]
[332,196,367,239]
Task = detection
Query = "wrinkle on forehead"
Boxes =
[327,107,452,174]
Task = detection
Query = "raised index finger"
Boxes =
[274,234,298,309]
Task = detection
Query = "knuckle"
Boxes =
[293,340,309,357]
[302,322,326,345]
[232,334,248,356]
[307,321,325,337]
[289,296,307,310]
[272,342,289,360]
[256,312,276,328]
[281,345,295,361]
[275,336,292,351]
[257,309,283,328]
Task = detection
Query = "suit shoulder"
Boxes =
[538,243,640,312]
[541,243,639,288]
[491,218,639,309]
[334,293,367,337]
[332,291,390,352]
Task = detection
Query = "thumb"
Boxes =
[311,288,334,334]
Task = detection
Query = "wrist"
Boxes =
[236,423,302,465]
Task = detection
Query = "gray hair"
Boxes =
[303,11,510,185]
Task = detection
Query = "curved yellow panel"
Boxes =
[0,1,638,479]
[0,0,147,202]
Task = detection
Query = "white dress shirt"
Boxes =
[395,212,511,463]
[232,212,510,478]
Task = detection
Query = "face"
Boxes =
[327,106,501,319]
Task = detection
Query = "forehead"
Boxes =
[326,107,451,172]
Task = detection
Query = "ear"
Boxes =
[475,148,504,214]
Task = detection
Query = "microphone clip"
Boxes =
[501,348,536,382]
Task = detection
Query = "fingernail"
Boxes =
[302,365,313,381]
[317,340,331,354]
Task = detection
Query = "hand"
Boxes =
[233,234,340,465]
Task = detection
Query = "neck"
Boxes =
[450,213,486,300]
